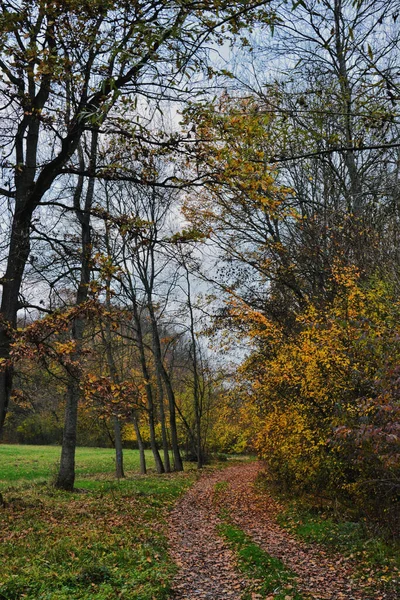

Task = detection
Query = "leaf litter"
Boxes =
[168,462,396,600]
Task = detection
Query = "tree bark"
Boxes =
[56,132,97,490]
[133,414,147,474]
[131,300,164,474]
[102,199,125,480]
[147,302,183,472]
[113,416,125,479]
[56,375,80,490]
[156,371,171,472]
[0,209,30,430]
[184,262,203,469]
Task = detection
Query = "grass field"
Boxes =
[0,444,163,489]
[0,444,195,600]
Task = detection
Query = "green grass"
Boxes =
[218,522,305,600]
[277,507,400,596]
[213,480,229,500]
[0,444,162,489]
[0,444,195,600]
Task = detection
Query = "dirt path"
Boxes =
[168,462,385,600]
[168,467,249,599]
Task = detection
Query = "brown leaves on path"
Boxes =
[168,467,249,599]
[168,462,388,600]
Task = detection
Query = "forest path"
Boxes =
[168,461,378,600]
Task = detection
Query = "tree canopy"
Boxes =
[0,0,399,527]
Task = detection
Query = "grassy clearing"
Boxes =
[218,522,305,600]
[0,444,195,600]
[276,507,400,597]
[0,444,162,489]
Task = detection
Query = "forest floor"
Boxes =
[0,447,398,600]
[168,461,399,600]
[0,445,193,600]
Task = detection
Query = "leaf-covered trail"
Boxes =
[168,462,379,600]
[168,466,249,599]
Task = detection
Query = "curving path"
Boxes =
[168,462,390,600]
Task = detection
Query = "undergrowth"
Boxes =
[276,506,400,597]
[255,473,400,598]
[0,473,194,600]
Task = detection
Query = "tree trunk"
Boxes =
[156,372,171,472]
[184,263,203,469]
[133,414,147,474]
[56,132,97,490]
[147,303,183,472]
[0,206,33,433]
[113,416,125,479]
[56,376,79,490]
[102,207,125,480]
[131,301,164,474]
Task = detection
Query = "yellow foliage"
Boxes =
[208,402,251,454]
[255,407,324,486]
[233,269,400,497]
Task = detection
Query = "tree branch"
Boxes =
[0,188,16,198]
[265,141,400,164]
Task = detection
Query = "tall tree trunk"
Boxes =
[102,201,125,479]
[133,414,147,474]
[147,303,183,472]
[156,372,171,472]
[0,88,52,434]
[56,131,97,490]
[131,300,164,474]
[113,416,125,479]
[0,208,32,432]
[184,264,203,469]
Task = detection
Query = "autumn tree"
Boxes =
[55,130,98,489]
[180,3,400,523]
[233,0,400,293]
[0,0,274,445]
[115,179,184,471]
[182,0,400,326]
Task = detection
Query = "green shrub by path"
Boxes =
[0,444,162,489]
[0,472,195,600]
[218,522,305,600]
